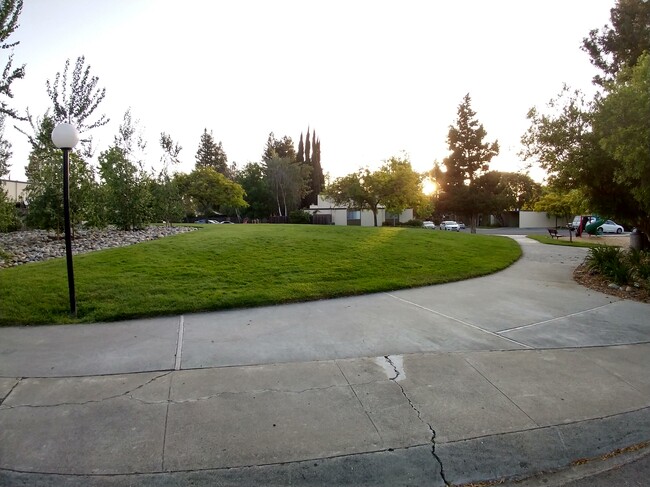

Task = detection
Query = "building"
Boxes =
[308,195,414,227]
[1,179,28,203]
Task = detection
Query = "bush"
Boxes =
[289,210,312,224]
[585,245,636,286]
[404,219,423,227]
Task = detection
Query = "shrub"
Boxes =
[289,210,312,224]
[585,245,633,286]
[404,219,424,227]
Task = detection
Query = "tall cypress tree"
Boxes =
[296,133,305,164]
[305,128,311,165]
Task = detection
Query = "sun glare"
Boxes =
[422,178,437,196]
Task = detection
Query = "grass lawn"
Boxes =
[527,234,612,248]
[0,225,521,326]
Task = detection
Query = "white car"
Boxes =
[597,220,624,234]
[422,221,436,229]
[440,220,460,231]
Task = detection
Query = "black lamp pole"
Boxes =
[62,147,76,316]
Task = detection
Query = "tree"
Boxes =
[326,156,422,227]
[150,132,184,225]
[262,132,296,162]
[264,155,308,216]
[296,133,304,164]
[582,0,650,86]
[521,86,644,233]
[0,113,11,177]
[594,53,650,233]
[437,94,499,232]
[177,167,247,218]
[25,114,99,232]
[98,111,151,230]
[0,0,25,120]
[236,162,274,220]
[534,189,589,242]
[301,128,324,207]
[195,128,229,176]
[46,56,108,131]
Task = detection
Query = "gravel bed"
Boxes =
[0,226,197,268]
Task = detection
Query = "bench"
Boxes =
[547,228,564,239]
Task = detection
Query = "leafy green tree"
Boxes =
[582,0,650,86]
[195,128,229,176]
[521,86,643,232]
[380,156,422,218]
[46,56,108,131]
[0,114,11,177]
[0,112,19,232]
[98,111,151,230]
[326,156,422,227]
[437,94,499,232]
[150,132,184,225]
[594,53,650,233]
[45,56,109,158]
[25,114,99,232]
[534,189,589,242]
[264,155,307,216]
[177,167,247,218]
[0,0,25,120]
[236,162,274,219]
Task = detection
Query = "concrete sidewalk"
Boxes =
[1,236,649,486]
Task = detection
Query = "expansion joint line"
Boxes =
[384,356,450,487]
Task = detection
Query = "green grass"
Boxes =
[527,234,609,248]
[0,225,521,326]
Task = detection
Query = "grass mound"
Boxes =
[0,225,521,325]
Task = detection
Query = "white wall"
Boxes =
[1,179,28,202]
[519,211,568,228]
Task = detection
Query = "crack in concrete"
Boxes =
[0,372,172,410]
[0,378,22,406]
[384,356,450,486]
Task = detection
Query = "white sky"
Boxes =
[5,0,613,182]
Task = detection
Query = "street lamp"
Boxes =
[51,122,80,316]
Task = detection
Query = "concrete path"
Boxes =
[1,235,649,486]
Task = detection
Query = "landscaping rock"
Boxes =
[0,226,197,268]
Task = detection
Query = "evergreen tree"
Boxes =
[195,128,229,176]
[305,129,311,165]
[0,0,25,120]
[296,133,304,164]
[438,94,499,233]
[262,132,296,162]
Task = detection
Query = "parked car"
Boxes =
[440,220,460,231]
[458,222,466,229]
[597,220,624,234]
[220,221,234,224]
[569,215,596,230]
[422,221,436,230]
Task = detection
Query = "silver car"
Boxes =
[440,220,460,231]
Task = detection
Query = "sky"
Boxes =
[4,0,614,183]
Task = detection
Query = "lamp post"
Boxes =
[51,122,80,316]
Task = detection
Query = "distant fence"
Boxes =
[268,216,289,224]
[312,214,332,225]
